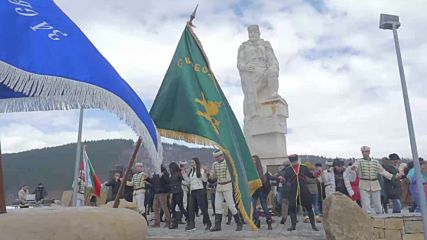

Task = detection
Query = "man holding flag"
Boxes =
[208,150,243,232]
[126,162,149,220]
[150,14,262,230]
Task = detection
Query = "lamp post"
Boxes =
[380,13,427,238]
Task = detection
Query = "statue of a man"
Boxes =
[237,25,280,120]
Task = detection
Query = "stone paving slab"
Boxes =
[147,214,326,240]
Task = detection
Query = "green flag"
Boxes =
[150,24,262,230]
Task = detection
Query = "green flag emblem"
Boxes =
[150,24,262,230]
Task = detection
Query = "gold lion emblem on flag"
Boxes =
[195,94,222,135]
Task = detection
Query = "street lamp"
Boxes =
[380,13,427,239]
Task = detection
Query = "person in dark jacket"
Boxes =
[152,164,171,228]
[382,153,402,213]
[34,183,48,202]
[123,170,134,203]
[168,162,189,229]
[251,155,273,230]
[276,162,291,224]
[104,171,122,202]
[145,176,154,217]
[279,154,319,231]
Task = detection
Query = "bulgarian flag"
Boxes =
[81,147,102,197]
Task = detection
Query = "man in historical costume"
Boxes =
[126,162,149,220]
[208,150,243,232]
[76,172,86,207]
[237,24,280,120]
[353,146,401,214]
[279,154,319,231]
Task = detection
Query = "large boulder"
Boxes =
[101,199,138,212]
[323,192,373,240]
[0,207,146,240]
[60,190,73,207]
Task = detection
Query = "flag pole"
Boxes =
[72,107,84,206]
[0,139,6,213]
[185,12,258,230]
[112,137,142,208]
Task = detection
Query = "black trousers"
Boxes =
[171,192,189,220]
[189,189,211,224]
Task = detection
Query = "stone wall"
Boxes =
[372,214,424,240]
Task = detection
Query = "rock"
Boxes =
[323,192,373,240]
[60,190,73,207]
[101,199,138,212]
[0,207,146,240]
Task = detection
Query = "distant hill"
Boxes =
[1,139,340,204]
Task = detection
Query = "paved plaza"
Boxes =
[147,211,326,240]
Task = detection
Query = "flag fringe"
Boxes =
[158,128,262,230]
[0,60,162,164]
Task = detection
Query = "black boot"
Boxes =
[210,214,222,232]
[142,213,149,226]
[169,218,178,229]
[226,212,232,225]
[177,212,185,224]
[287,212,297,231]
[267,218,272,230]
[234,214,243,231]
[308,211,319,231]
[280,217,286,224]
[239,212,246,224]
[185,221,196,231]
[205,218,212,231]
[254,219,260,229]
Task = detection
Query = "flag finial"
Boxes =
[188,4,199,27]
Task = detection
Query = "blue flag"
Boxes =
[0,0,160,160]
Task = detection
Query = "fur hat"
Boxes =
[389,153,400,161]
[333,159,345,167]
[289,154,299,162]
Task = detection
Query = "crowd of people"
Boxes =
[99,145,425,232]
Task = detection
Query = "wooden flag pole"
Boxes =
[112,137,142,208]
[0,139,6,213]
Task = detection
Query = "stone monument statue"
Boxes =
[238,25,289,168]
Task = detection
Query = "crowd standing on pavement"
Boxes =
[98,145,425,232]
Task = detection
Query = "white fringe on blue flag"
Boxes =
[0,60,162,165]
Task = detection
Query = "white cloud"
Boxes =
[1,0,426,160]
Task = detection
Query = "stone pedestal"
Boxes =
[244,97,289,171]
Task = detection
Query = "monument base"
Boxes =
[244,97,289,173]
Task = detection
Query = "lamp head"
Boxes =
[380,13,400,30]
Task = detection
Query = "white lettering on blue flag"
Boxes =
[7,0,68,41]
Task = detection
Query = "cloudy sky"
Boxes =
[1,0,426,159]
